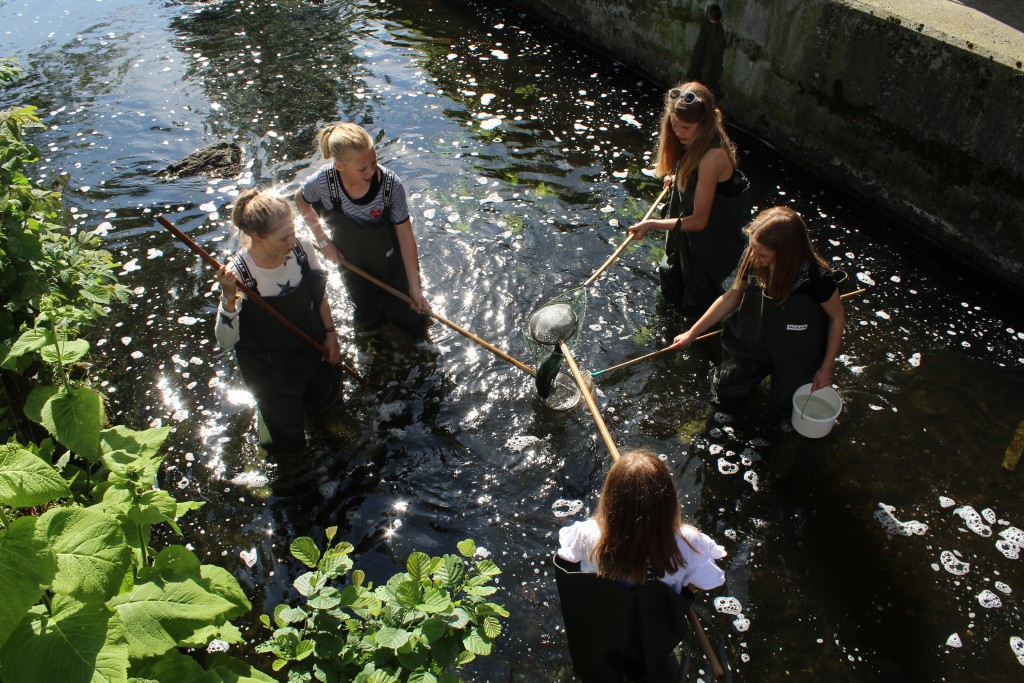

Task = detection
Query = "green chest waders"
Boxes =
[658,159,751,312]
[233,246,340,452]
[718,280,828,415]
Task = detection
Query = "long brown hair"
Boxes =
[734,206,828,302]
[653,81,737,192]
[592,449,697,584]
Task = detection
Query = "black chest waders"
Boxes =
[717,281,828,416]
[318,167,425,332]
[233,244,341,453]
[658,156,751,313]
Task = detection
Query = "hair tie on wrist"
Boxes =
[324,326,336,333]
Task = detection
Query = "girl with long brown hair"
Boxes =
[557,449,726,593]
[628,81,751,313]
[670,206,845,415]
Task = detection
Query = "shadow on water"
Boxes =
[3,0,1024,680]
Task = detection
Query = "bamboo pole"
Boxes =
[687,606,726,680]
[559,341,620,461]
[583,186,670,287]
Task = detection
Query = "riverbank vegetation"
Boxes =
[0,61,507,683]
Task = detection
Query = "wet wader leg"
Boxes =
[252,376,309,454]
[342,270,386,330]
[378,267,429,333]
[304,362,343,416]
[715,343,772,407]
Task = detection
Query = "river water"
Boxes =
[3,0,1023,680]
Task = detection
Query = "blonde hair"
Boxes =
[231,188,293,247]
[318,122,373,164]
[653,82,738,192]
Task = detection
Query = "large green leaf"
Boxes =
[455,540,476,558]
[129,649,218,683]
[40,338,90,365]
[0,444,70,508]
[99,425,170,458]
[41,387,105,461]
[0,595,129,683]
[206,652,277,682]
[407,669,438,683]
[126,489,179,526]
[374,627,411,650]
[290,537,320,569]
[199,564,252,618]
[462,626,492,656]
[0,516,56,648]
[3,326,53,363]
[23,384,58,425]
[419,588,451,614]
[42,507,131,601]
[406,552,431,581]
[109,576,239,657]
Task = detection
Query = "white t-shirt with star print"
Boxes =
[214,237,323,350]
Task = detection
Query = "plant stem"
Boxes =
[0,506,11,529]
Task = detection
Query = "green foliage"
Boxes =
[0,61,269,683]
[257,535,509,682]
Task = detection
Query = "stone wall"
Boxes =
[501,0,1024,291]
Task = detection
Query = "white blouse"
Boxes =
[557,519,727,593]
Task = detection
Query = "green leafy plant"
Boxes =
[0,61,271,683]
[258,534,509,682]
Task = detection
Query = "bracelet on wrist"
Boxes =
[324,326,336,334]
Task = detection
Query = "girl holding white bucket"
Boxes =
[668,206,845,418]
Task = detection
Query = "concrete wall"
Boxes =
[502,0,1024,292]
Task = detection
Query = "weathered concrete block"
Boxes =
[503,0,1024,291]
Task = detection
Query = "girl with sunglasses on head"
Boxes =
[669,206,845,416]
[629,82,751,314]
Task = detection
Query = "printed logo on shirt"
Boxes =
[386,247,394,258]
[370,208,384,220]
[786,324,808,331]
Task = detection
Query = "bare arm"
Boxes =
[669,284,745,349]
[393,219,429,313]
[294,188,343,264]
[629,148,733,239]
[812,291,845,391]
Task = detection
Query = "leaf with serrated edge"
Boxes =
[455,539,476,557]
[0,445,70,508]
[42,506,130,601]
[0,516,56,647]
[291,537,321,568]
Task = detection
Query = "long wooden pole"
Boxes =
[335,257,537,377]
[687,607,726,680]
[592,287,868,378]
[157,216,366,385]
[583,186,670,287]
[559,341,620,461]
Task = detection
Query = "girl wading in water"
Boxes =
[670,206,846,416]
[215,189,342,453]
[629,81,751,314]
[295,123,429,333]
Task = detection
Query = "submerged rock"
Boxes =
[160,141,242,179]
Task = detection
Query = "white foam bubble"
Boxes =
[874,503,928,537]
[479,117,502,130]
[552,499,583,518]
[945,633,962,648]
[506,435,542,452]
[207,639,230,653]
[982,508,997,524]
[714,596,743,615]
[1011,636,1024,666]
[999,526,1024,545]
[177,315,199,326]
[709,444,724,455]
[995,581,1012,594]
[733,616,751,632]
[908,352,922,367]
[229,471,269,489]
[743,470,760,491]
[953,505,992,537]
[978,590,1002,609]
[240,548,257,567]
[939,550,970,576]
[939,496,956,508]
[718,459,739,475]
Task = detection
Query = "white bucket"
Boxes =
[790,384,842,438]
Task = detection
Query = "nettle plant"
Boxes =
[258,535,509,683]
[0,61,271,683]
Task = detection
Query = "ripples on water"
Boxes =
[4,0,1024,679]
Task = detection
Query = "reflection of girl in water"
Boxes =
[629,81,751,313]
[670,206,845,415]
[215,189,342,453]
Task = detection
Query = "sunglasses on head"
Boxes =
[668,89,702,105]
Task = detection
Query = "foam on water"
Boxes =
[978,590,1002,609]
[743,470,759,491]
[733,617,751,632]
[714,596,743,615]
[239,548,257,567]
[718,458,739,475]
[506,435,542,452]
[998,526,1024,545]
[995,581,1012,594]
[939,550,970,576]
[552,499,583,518]
[939,496,956,508]
[946,633,962,648]
[982,508,997,524]
[1011,636,1024,666]
[229,471,269,489]
[953,505,992,537]
[874,503,928,537]
[207,639,229,653]
[996,540,1021,560]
